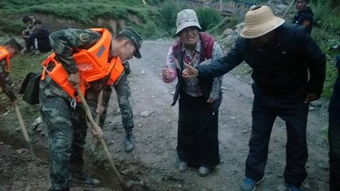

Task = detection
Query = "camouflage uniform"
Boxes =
[0,59,16,101]
[96,62,135,153]
[99,63,134,130]
[39,29,105,191]
[113,68,134,130]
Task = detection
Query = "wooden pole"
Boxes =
[77,87,130,191]
[13,103,39,160]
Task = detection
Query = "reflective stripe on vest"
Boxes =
[0,46,11,72]
[41,28,125,102]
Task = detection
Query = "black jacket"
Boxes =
[292,7,314,34]
[27,28,51,52]
[197,23,326,97]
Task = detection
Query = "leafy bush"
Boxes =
[0,19,25,34]
[310,0,340,97]
[312,1,340,34]
[159,2,178,31]
[141,21,166,39]
[209,17,238,35]
[159,1,188,36]
[196,8,222,31]
[0,0,158,37]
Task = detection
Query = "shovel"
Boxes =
[77,87,137,191]
[13,102,40,161]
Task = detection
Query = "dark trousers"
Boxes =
[329,77,340,191]
[245,85,308,187]
[177,92,220,168]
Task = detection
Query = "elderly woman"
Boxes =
[161,9,223,176]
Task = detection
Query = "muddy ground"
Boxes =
[0,40,330,191]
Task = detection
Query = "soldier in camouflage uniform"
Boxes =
[0,39,22,102]
[39,28,142,191]
[98,61,135,153]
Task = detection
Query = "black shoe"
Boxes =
[124,128,135,153]
[72,173,100,187]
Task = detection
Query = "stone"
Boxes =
[140,111,152,117]
[32,117,43,129]
[242,130,249,134]
[222,28,233,36]
[2,111,10,117]
[16,148,28,154]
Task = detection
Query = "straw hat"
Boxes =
[176,9,202,35]
[240,5,285,39]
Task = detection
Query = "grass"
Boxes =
[0,0,161,38]
[0,52,47,100]
[310,1,340,98]
[0,52,48,136]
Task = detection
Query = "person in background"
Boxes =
[293,0,314,34]
[26,20,51,54]
[21,16,35,52]
[0,38,23,102]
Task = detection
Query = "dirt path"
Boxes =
[0,40,330,191]
[103,40,329,191]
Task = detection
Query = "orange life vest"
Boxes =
[0,46,11,72]
[41,28,124,102]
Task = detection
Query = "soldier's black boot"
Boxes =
[124,128,135,153]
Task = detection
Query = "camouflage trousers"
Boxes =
[97,73,134,129]
[39,76,103,190]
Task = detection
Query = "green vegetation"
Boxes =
[196,8,223,31]
[0,0,229,38]
[159,2,226,36]
[0,0,166,38]
[159,1,187,36]
[310,0,340,97]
